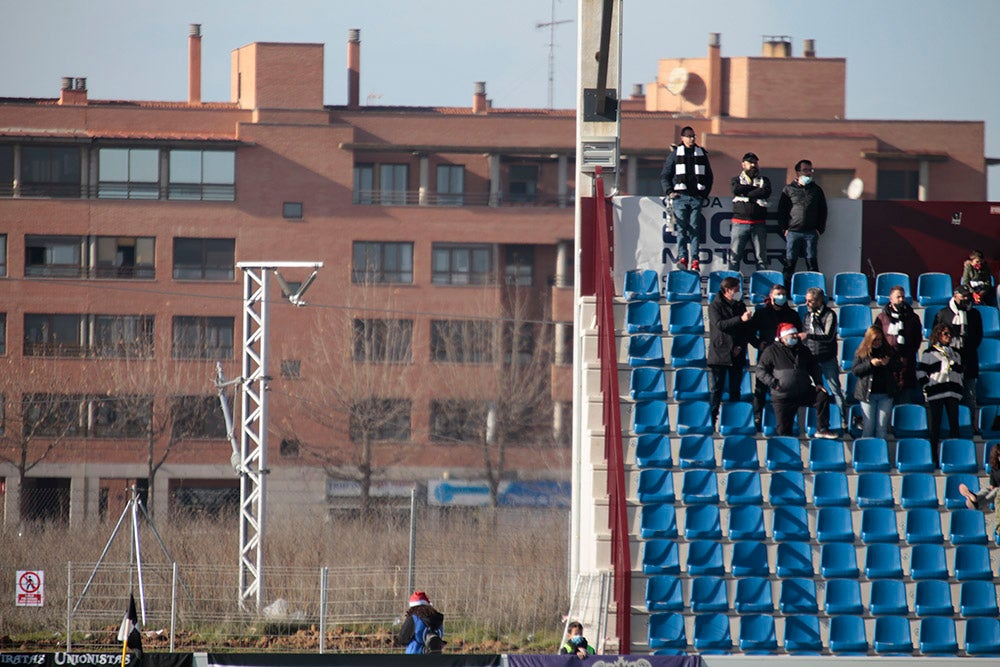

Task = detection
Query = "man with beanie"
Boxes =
[660,126,714,271]
[729,152,772,273]
[777,159,827,288]
[875,285,924,404]
[397,591,445,654]
[934,284,984,420]
[756,322,837,438]
[748,283,802,431]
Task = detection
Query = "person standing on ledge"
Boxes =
[660,126,714,272]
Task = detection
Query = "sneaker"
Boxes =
[677,258,688,269]
[814,429,839,440]
[690,260,700,271]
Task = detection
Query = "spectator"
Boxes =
[728,152,771,273]
[560,621,596,658]
[748,283,802,431]
[851,325,904,439]
[755,322,837,438]
[917,324,964,467]
[802,287,846,428]
[874,285,923,404]
[959,443,1000,514]
[660,126,714,271]
[707,275,753,430]
[961,250,996,306]
[934,284,984,423]
[397,591,445,654]
[777,159,827,288]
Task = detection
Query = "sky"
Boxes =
[2,0,998,199]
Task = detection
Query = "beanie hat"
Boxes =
[775,323,798,341]
[409,591,430,607]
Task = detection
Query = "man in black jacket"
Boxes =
[748,283,802,431]
[934,284,984,422]
[707,276,752,429]
[728,152,771,273]
[660,126,714,271]
[777,159,827,288]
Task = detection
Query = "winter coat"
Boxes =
[961,260,994,299]
[874,303,923,387]
[851,346,904,401]
[802,306,838,362]
[777,180,827,234]
[707,292,752,366]
[398,606,445,654]
[933,300,984,379]
[749,300,803,351]
[917,343,964,402]
[730,172,771,223]
[659,144,714,196]
[756,342,823,401]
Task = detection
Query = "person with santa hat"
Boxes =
[396,590,445,654]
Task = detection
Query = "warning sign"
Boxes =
[16,570,44,607]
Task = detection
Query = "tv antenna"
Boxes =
[536,0,573,109]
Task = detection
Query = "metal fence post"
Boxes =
[65,562,72,653]
[170,562,178,652]
[319,567,329,654]
[407,487,416,594]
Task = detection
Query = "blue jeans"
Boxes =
[728,222,767,271]
[818,358,846,421]
[785,230,819,271]
[672,195,702,263]
[860,393,894,438]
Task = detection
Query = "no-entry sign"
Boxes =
[16,570,44,606]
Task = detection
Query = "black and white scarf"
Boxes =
[672,145,709,192]
[885,303,909,345]
[946,298,967,349]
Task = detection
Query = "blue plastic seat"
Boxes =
[769,471,806,506]
[735,577,773,614]
[825,578,864,615]
[906,508,944,544]
[765,436,803,471]
[760,403,798,437]
[960,581,1000,617]
[690,576,728,612]
[910,544,950,580]
[979,371,1000,404]
[633,400,670,434]
[941,405,975,438]
[950,508,988,545]
[635,434,673,468]
[677,434,715,468]
[916,272,952,307]
[949,542,993,589]
[676,401,713,435]
[811,472,848,508]
[846,402,866,439]
[720,434,758,469]
[728,505,766,541]
[895,437,934,472]
[780,578,818,614]
[667,301,705,335]
[643,539,680,575]
[981,411,1000,439]
[820,542,859,578]
[919,617,959,655]
[922,305,943,338]
[845,373,860,406]
[730,541,770,577]
[684,504,722,540]
[979,340,1000,371]
[672,367,709,401]
[626,300,663,334]
[648,612,687,650]
[627,333,665,367]
[681,469,719,504]
[646,575,684,612]
[805,404,844,438]
[738,614,777,653]
[839,336,862,371]
[856,472,895,507]
[900,472,939,509]
[640,503,678,539]
[873,615,913,654]
[892,405,930,440]
[665,269,701,303]
[915,579,954,616]
[945,473,980,510]
[809,438,847,472]
[693,612,733,652]
[838,303,873,337]
[832,271,870,305]
[783,615,822,653]
[772,506,810,542]
[708,270,741,296]
[979,305,1000,339]
[775,541,813,578]
[865,543,904,579]
[686,541,725,576]
[789,271,825,305]
[829,615,868,654]
[852,437,890,472]
[623,269,660,301]
[637,468,676,504]
[669,333,706,368]
[965,617,1000,655]
[718,402,755,436]
[816,506,855,543]
[940,438,978,473]
[749,270,784,305]
[875,272,911,306]
[629,367,669,401]
[870,579,909,616]
[726,470,763,506]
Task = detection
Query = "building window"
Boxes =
[171,396,227,439]
[813,169,855,199]
[352,241,413,284]
[25,235,85,278]
[349,398,412,441]
[280,438,300,458]
[431,320,493,363]
[877,169,919,200]
[23,394,85,437]
[172,316,235,359]
[0,313,5,356]
[436,165,465,206]
[92,396,152,438]
[24,314,84,357]
[20,146,81,198]
[504,245,534,286]
[353,319,413,362]
[0,395,5,436]
[0,146,12,197]
[635,166,662,196]
[353,164,374,204]
[168,149,235,201]
[94,315,155,358]
[280,359,301,379]
[95,236,155,279]
[508,165,539,203]
[282,202,303,219]
[432,243,493,285]
[173,238,235,280]
[0,234,6,277]
[97,148,160,199]
[430,400,485,443]
[379,164,409,205]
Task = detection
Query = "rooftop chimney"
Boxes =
[803,39,816,58]
[706,33,722,117]
[630,83,644,99]
[188,24,202,105]
[59,76,88,105]
[473,81,487,114]
[347,28,361,108]
[761,35,792,58]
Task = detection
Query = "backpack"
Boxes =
[423,626,444,654]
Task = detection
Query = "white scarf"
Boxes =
[947,298,967,349]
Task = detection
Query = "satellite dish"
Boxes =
[846,178,864,200]
[666,67,689,95]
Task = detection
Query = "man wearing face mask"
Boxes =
[748,284,802,431]
[660,126,714,271]
[777,159,827,289]
[729,152,772,273]
[934,284,984,420]
[801,288,846,429]
[707,276,753,430]
[756,322,837,438]
[875,285,924,404]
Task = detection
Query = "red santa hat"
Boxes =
[775,323,798,341]
[409,591,430,607]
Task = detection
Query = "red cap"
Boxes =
[409,591,430,607]
[776,323,798,341]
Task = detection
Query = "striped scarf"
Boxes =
[671,145,709,192]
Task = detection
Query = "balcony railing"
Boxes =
[352,189,573,208]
